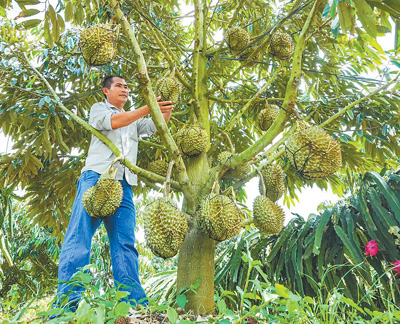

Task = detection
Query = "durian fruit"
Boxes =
[175,124,208,156]
[217,151,233,166]
[285,122,342,179]
[225,26,250,56]
[148,160,169,177]
[143,198,188,259]
[79,23,119,66]
[258,104,280,131]
[82,165,123,218]
[198,193,242,242]
[228,163,252,179]
[155,69,182,105]
[258,164,286,202]
[253,195,285,234]
[268,30,295,60]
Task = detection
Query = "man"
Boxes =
[53,75,173,314]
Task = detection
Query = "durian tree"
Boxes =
[1,0,400,314]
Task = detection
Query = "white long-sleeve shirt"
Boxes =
[81,101,156,185]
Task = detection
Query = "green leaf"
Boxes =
[275,283,289,298]
[38,97,45,107]
[44,12,54,47]
[65,1,73,21]
[57,14,65,32]
[93,304,106,324]
[115,290,129,302]
[176,294,187,309]
[115,302,130,316]
[338,2,354,32]
[322,2,331,19]
[16,0,40,4]
[23,19,41,28]
[216,299,226,315]
[353,0,377,37]
[190,277,201,291]
[340,295,365,313]
[167,307,178,324]
[22,8,40,17]
[48,5,59,41]
[391,59,400,69]
[329,0,338,18]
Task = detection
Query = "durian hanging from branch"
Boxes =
[82,157,123,218]
[174,114,208,157]
[155,67,182,105]
[147,159,170,177]
[79,22,120,66]
[143,161,188,259]
[285,121,342,179]
[258,163,286,203]
[197,178,243,242]
[252,170,285,235]
[225,26,250,56]
[268,30,295,61]
[257,102,281,131]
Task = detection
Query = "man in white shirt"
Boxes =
[52,75,173,315]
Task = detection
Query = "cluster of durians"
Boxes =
[225,26,295,64]
[215,148,286,235]
[79,23,119,66]
[253,164,286,235]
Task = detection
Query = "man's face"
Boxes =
[103,77,129,107]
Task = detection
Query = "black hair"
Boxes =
[102,75,124,99]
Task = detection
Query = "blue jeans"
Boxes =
[54,170,147,311]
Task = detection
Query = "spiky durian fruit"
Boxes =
[285,123,342,179]
[175,124,208,156]
[258,104,280,131]
[82,166,123,218]
[253,196,285,234]
[155,73,182,105]
[228,163,252,179]
[79,23,119,66]
[268,30,295,60]
[225,26,250,56]
[143,198,188,259]
[217,151,233,166]
[148,160,169,177]
[258,164,286,202]
[197,194,242,242]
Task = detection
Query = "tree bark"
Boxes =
[177,227,216,314]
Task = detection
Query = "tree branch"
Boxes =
[205,0,248,76]
[140,11,192,89]
[228,0,322,169]
[224,68,282,133]
[319,72,400,128]
[209,97,284,104]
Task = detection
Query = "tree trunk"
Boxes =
[177,227,216,314]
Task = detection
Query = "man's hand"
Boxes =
[156,96,174,122]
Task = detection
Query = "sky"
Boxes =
[1,1,396,224]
